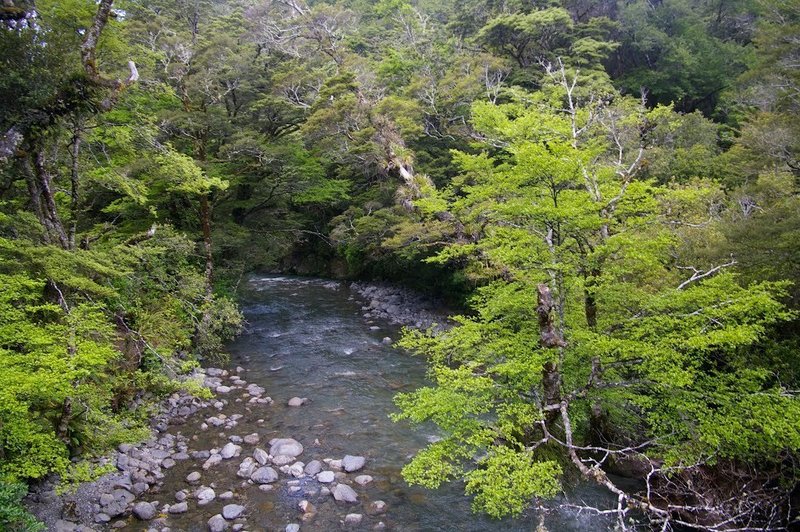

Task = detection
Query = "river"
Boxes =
[128,275,614,531]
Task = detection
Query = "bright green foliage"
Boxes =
[0,482,44,532]
[465,448,561,518]
[392,71,798,519]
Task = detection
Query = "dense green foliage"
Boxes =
[1,0,799,529]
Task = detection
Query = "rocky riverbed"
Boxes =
[24,279,447,532]
[28,365,391,532]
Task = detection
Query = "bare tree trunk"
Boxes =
[24,149,69,249]
[537,283,566,424]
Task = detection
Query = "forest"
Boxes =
[0,0,799,530]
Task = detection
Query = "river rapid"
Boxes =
[121,275,614,531]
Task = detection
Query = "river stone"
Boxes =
[345,514,363,525]
[220,443,241,459]
[94,513,111,523]
[219,490,234,500]
[272,454,295,466]
[304,460,322,476]
[208,514,228,532]
[253,448,269,465]
[102,489,135,517]
[381,337,392,344]
[54,520,78,532]
[270,438,303,458]
[354,475,373,486]
[196,487,216,505]
[287,397,307,407]
[222,504,245,520]
[133,502,156,521]
[168,502,188,514]
[369,500,387,514]
[332,483,358,503]
[237,457,256,478]
[244,433,260,445]
[286,525,300,532]
[175,491,187,502]
[162,458,176,469]
[216,385,231,393]
[251,466,279,484]
[342,455,365,472]
[286,462,305,477]
[203,454,222,470]
[317,471,335,483]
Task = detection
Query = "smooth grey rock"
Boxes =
[219,491,234,500]
[175,491,187,502]
[354,475,373,486]
[332,483,358,503]
[94,513,111,523]
[203,454,222,470]
[222,504,245,520]
[133,502,157,521]
[304,460,322,476]
[270,438,303,458]
[196,486,216,505]
[168,502,188,514]
[317,471,335,483]
[162,458,176,469]
[287,397,307,407]
[243,433,260,445]
[220,443,240,459]
[286,525,300,532]
[344,514,363,525]
[250,466,278,484]
[342,455,365,473]
[253,448,269,465]
[186,471,201,483]
[369,500,387,514]
[216,386,231,394]
[208,514,228,532]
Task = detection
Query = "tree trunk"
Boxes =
[68,125,82,250]
[199,193,214,298]
[537,283,566,424]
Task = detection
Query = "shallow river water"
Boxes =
[130,275,614,531]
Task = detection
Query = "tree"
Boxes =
[392,64,798,530]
